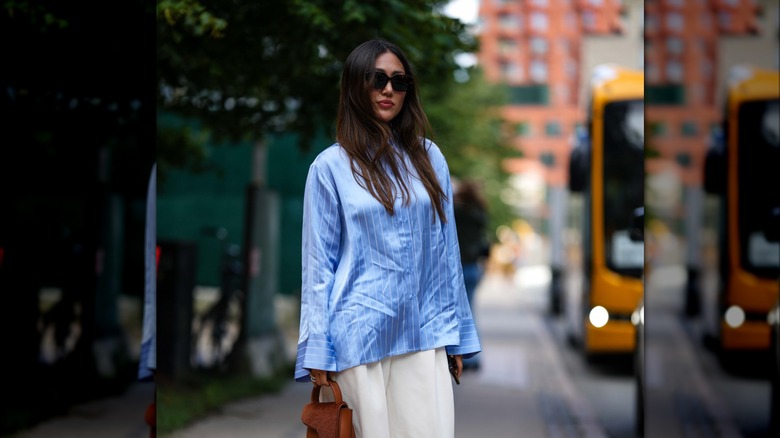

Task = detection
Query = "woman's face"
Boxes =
[370,52,407,123]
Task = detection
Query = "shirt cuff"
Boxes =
[445,318,482,359]
[294,333,338,382]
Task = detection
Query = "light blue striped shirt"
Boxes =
[294,140,482,382]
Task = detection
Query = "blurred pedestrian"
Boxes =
[295,39,481,438]
[138,163,156,437]
[453,179,489,371]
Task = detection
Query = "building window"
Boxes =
[718,12,732,30]
[650,121,667,137]
[675,153,691,168]
[509,85,549,105]
[530,12,549,32]
[681,121,699,137]
[530,37,548,55]
[665,12,683,32]
[530,59,548,82]
[517,121,532,136]
[582,11,596,30]
[545,121,562,136]
[646,85,685,105]
[540,152,556,167]
[499,14,520,31]
[666,37,684,55]
[645,13,659,33]
[665,60,684,82]
[501,62,523,81]
[499,39,518,56]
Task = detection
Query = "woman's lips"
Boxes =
[378,100,394,109]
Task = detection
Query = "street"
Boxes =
[641,265,773,438]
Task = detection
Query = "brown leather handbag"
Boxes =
[301,381,356,438]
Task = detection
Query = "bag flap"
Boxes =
[301,401,349,436]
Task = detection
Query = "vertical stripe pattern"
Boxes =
[295,140,482,382]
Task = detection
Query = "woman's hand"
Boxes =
[309,369,330,386]
[453,355,463,379]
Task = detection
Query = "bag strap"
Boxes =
[310,380,344,404]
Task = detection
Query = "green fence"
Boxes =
[158,112,331,295]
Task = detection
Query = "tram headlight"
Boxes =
[589,306,609,328]
[768,306,780,325]
[631,305,644,326]
[724,305,745,328]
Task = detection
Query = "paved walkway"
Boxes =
[14,267,609,438]
[12,380,154,438]
[169,269,607,438]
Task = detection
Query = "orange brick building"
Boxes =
[644,0,763,187]
[477,0,632,190]
[477,0,772,194]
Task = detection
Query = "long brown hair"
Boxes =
[336,40,447,223]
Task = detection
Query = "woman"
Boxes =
[295,39,481,437]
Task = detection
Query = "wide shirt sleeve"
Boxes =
[294,158,341,382]
[432,146,482,358]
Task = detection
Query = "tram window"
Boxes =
[738,100,780,277]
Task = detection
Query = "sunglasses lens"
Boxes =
[391,76,411,91]
[372,73,390,90]
[368,72,412,91]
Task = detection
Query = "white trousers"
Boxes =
[321,348,454,438]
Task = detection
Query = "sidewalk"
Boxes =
[168,268,607,438]
[11,380,154,438]
[12,267,607,438]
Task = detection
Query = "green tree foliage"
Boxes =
[424,69,522,236]
[2,0,68,31]
[157,0,474,150]
[2,0,156,195]
[157,0,520,229]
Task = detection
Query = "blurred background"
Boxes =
[643,1,779,437]
[1,0,156,436]
[1,0,778,437]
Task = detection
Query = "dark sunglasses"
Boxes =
[366,71,413,92]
